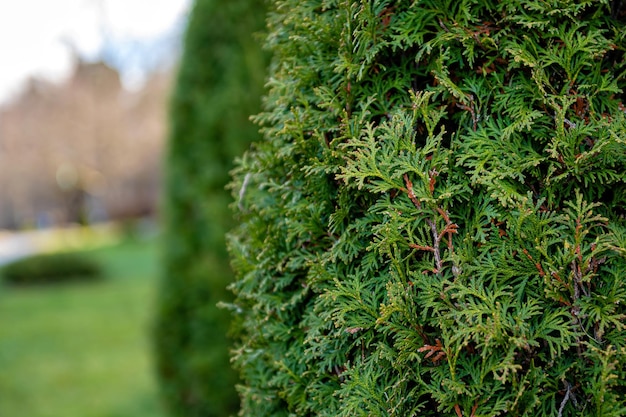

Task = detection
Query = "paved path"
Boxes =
[0,231,39,266]
[0,224,122,267]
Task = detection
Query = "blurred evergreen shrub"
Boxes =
[228,1,626,415]
[2,252,101,285]
[153,0,267,415]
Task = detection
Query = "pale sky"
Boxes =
[0,0,192,104]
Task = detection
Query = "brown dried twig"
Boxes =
[404,174,458,273]
[418,339,446,363]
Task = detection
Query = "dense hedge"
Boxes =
[228,1,626,416]
[153,0,267,415]
[2,252,101,286]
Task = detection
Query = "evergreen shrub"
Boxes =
[2,252,101,285]
[153,0,267,415]
[228,1,626,415]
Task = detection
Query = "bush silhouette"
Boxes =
[229,1,626,415]
[2,252,101,286]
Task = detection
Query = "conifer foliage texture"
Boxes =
[154,0,267,415]
[229,1,626,415]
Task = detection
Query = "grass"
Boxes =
[0,236,166,417]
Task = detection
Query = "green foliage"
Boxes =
[229,1,626,415]
[153,0,268,415]
[2,252,102,286]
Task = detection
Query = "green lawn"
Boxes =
[0,238,166,417]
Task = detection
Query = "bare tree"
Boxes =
[0,59,171,229]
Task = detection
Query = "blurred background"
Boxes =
[0,0,191,230]
[0,0,191,416]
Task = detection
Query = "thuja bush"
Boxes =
[153,0,267,415]
[228,1,626,415]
